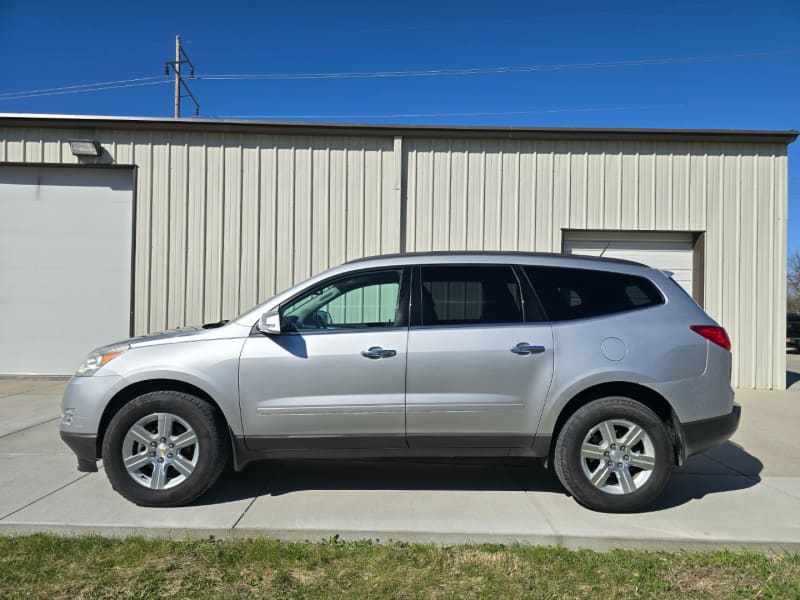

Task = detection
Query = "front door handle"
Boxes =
[510,343,545,355]
[361,346,397,359]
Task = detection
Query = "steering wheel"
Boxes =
[313,309,332,329]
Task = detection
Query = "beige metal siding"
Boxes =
[0,127,400,337]
[404,137,788,390]
[0,126,789,389]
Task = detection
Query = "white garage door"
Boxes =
[0,166,133,374]
[563,231,695,299]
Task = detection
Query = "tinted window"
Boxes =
[281,269,402,331]
[524,266,663,321]
[420,266,523,326]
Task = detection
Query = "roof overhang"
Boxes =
[0,113,796,144]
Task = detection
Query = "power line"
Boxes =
[0,49,796,102]
[200,50,800,81]
[0,76,167,99]
[0,79,170,101]
[1,49,797,104]
[219,97,800,120]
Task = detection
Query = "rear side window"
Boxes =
[524,266,663,321]
[420,265,524,326]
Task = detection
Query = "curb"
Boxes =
[2,523,798,554]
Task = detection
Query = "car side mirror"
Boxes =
[257,310,281,335]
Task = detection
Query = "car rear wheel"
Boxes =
[553,396,673,513]
[102,390,229,507]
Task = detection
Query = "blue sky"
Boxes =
[1,0,799,248]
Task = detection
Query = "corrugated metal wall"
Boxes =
[0,127,401,337]
[0,127,789,389]
[405,138,788,389]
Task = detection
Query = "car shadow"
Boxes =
[271,334,308,359]
[191,457,564,507]
[648,441,762,511]
[191,441,762,512]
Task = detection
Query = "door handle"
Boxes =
[361,346,397,359]
[510,343,545,355]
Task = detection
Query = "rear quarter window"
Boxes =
[523,266,664,322]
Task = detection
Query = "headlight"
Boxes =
[75,343,130,377]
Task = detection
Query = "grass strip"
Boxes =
[0,534,798,599]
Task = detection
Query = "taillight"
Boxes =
[690,325,731,351]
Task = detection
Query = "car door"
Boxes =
[238,267,410,449]
[405,264,554,448]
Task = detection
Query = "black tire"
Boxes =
[102,390,230,507]
[553,396,673,513]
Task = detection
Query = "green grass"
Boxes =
[0,534,798,599]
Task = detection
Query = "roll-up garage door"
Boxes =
[0,166,133,374]
[562,231,695,299]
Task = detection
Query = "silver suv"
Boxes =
[60,252,740,512]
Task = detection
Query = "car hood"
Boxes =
[119,320,248,349]
[128,327,204,347]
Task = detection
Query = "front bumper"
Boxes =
[60,374,123,433]
[60,431,99,472]
[60,374,125,472]
[675,404,741,462]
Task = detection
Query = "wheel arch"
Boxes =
[547,381,678,464]
[96,379,231,459]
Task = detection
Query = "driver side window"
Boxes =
[280,268,403,332]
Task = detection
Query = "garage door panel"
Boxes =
[0,295,126,320]
[0,166,132,374]
[564,248,692,271]
[563,231,695,299]
[568,245,692,266]
[0,268,129,303]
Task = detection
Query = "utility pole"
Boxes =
[164,35,199,118]
[174,36,181,118]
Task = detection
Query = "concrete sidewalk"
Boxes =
[1,376,799,552]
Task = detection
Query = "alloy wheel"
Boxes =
[121,412,200,490]
[579,418,656,495]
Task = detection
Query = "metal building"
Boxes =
[0,114,795,389]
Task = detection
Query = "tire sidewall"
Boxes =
[102,391,223,507]
[555,397,673,513]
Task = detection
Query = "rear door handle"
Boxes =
[361,346,397,359]
[510,343,545,355]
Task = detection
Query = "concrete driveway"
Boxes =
[1,372,799,552]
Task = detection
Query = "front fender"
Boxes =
[95,338,247,435]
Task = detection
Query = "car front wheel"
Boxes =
[553,396,673,513]
[102,390,229,507]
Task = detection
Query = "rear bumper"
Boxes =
[676,404,741,462]
[60,431,99,472]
